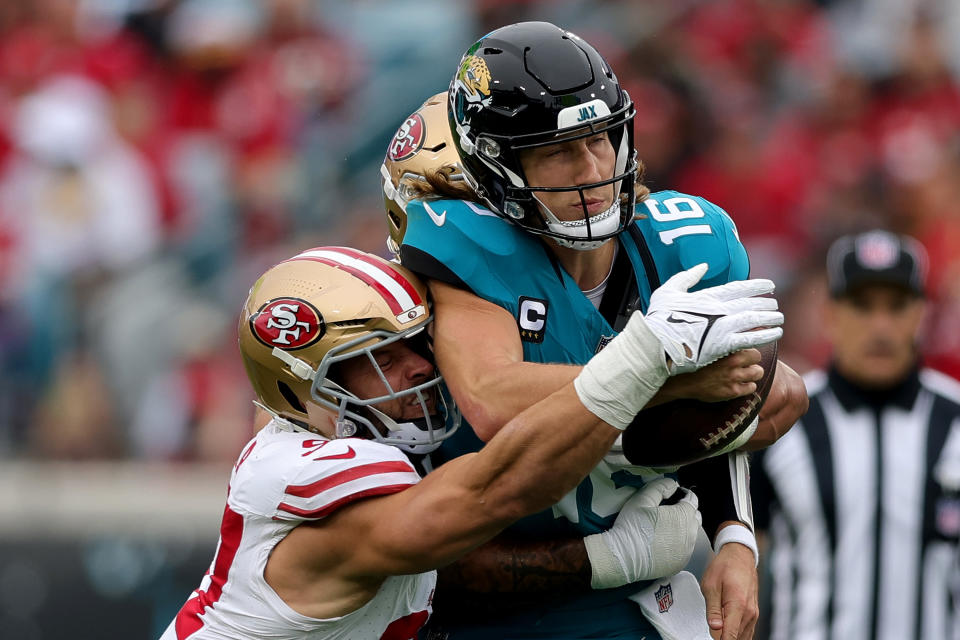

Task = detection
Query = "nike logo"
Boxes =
[313,446,356,461]
[423,201,446,226]
[666,313,698,324]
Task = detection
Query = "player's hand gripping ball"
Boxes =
[622,340,778,468]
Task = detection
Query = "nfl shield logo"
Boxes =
[595,334,615,354]
[655,583,674,613]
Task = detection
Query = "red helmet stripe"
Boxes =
[284,248,421,316]
[304,257,403,314]
[323,246,423,305]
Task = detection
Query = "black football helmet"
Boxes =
[448,21,638,250]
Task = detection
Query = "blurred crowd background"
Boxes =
[2,0,960,637]
[3,0,960,465]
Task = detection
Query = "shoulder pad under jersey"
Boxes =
[400,198,527,285]
[231,432,420,522]
[634,190,750,289]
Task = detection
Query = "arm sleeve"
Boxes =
[676,454,749,543]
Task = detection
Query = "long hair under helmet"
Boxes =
[448,21,638,250]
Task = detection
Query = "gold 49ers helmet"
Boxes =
[238,246,459,454]
[381,91,465,254]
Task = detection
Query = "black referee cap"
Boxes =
[826,230,928,298]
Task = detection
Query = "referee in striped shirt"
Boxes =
[754,230,960,640]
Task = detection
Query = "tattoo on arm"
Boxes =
[437,532,592,594]
[429,532,593,623]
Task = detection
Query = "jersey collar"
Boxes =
[828,363,922,412]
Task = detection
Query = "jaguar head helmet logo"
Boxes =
[456,54,492,103]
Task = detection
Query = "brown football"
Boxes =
[621,340,779,468]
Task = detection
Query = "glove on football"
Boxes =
[644,263,783,374]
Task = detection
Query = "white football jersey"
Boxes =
[160,420,435,640]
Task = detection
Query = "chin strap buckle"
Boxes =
[271,348,316,381]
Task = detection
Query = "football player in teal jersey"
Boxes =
[382,22,808,640]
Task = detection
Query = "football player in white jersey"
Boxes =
[160,246,783,640]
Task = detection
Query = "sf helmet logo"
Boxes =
[251,298,325,350]
[388,113,425,162]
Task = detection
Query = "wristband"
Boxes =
[584,532,629,589]
[574,312,668,430]
[713,523,759,568]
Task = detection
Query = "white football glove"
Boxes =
[584,477,702,589]
[573,263,783,430]
[644,263,783,374]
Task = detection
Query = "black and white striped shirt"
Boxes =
[754,366,960,640]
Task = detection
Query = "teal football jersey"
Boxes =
[402,191,748,531]
[403,192,748,371]
[400,191,749,639]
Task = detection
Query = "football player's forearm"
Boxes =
[359,392,620,576]
[385,315,670,570]
[472,389,620,519]
[466,312,671,520]
[436,533,591,594]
